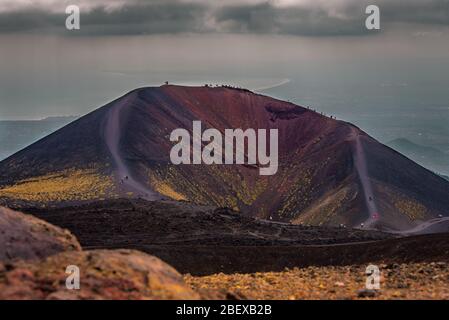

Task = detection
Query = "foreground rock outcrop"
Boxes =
[0,249,200,300]
[0,206,81,263]
[0,207,200,300]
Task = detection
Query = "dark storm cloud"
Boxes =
[381,0,449,26]
[0,0,208,35]
[78,2,208,35]
[0,0,448,37]
[213,2,371,37]
[0,9,64,33]
[213,0,449,36]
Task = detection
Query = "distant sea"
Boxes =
[0,116,78,161]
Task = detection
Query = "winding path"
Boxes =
[349,127,449,234]
[105,94,159,201]
[350,128,379,229]
[393,217,449,235]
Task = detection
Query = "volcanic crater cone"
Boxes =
[1,85,448,230]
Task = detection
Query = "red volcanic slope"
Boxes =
[0,85,448,230]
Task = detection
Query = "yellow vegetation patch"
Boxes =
[155,183,186,201]
[394,198,428,221]
[277,167,313,218]
[149,173,187,201]
[378,183,429,221]
[0,168,115,202]
[293,186,350,225]
[208,166,268,207]
[148,164,269,210]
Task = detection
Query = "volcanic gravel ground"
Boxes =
[186,262,449,300]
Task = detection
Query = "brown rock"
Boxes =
[0,249,200,300]
[0,207,81,263]
[357,289,380,298]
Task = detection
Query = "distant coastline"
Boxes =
[255,79,291,92]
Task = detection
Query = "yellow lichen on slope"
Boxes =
[0,168,114,202]
[148,172,187,201]
[394,198,428,221]
[378,183,430,221]
[208,165,268,207]
[293,186,351,225]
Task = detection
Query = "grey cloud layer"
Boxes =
[213,2,371,36]
[0,1,207,35]
[0,0,448,36]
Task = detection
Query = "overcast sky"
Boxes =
[0,0,449,119]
